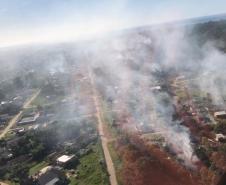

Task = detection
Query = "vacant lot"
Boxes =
[69,143,109,185]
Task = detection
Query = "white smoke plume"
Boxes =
[1,20,226,168]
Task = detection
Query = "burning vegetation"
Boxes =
[1,18,226,185]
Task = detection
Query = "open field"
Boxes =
[69,143,109,185]
[29,161,49,176]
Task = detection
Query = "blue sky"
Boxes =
[0,0,226,47]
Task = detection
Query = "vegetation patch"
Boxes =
[108,141,123,185]
[29,161,49,176]
[69,142,109,185]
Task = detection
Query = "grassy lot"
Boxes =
[31,92,65,107]
[108,141,123,185]
[29,161,49,176]
[101,100,113,122]
[22,107,36,115]
[0,181,19,185]
[31,94,47,106]
[101,99,123,184]
[3,131,16,140]
[69,143,109,185]
[175,89,187,100]
[100,99,119,138]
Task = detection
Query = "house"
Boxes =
[56,155,78,169]
[18,113,40,125]
[56,155,75,166]
[0,148,13,160]
[216,134,226,142]
[36,166,63,185]
[0,114,11,124]
[214,111,226,119]
[150,86,162,92]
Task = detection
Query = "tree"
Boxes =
[9,164,31,184]
[214,121,226,134]
[31,143,46,160]
[195,146,210,167]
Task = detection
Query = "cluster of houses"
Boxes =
[34,154,76,185]
[0,89,35,127]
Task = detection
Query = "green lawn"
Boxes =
[29,161,49,176]
[31,93,66,107]
[31,94,47,106]
[69,143,109,185]
[100,100,119,138]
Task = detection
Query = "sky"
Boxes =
[0,0,226,47]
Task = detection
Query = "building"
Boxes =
[0,114,12,124]
[216,134,226,142]
[214,111,226,119]
[56,155,75,166]
[36,166,63,185]
[18,113,39,125]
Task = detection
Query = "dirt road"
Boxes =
[89,71,118,185]
[0,89,41,139]
[23,89,41,109]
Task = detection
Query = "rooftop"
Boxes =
[38,170,60,185]
[57,155,75,163]
[18,113,39,124]
[214,111,226,117]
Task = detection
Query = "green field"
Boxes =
[29,161,49,176]
[69,143,109,185]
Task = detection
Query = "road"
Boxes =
[89,70,118,185]
[23,90,41,109]
[0,89,41,139]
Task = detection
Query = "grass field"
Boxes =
[31,92,65,107]
[29,161,49,176]
[69,143,109,185]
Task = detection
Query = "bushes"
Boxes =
[214,121,226,134]
[195,146,210,167]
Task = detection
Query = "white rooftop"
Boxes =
[57,155,75,163]
[39,166,53,175]
[214,111,226,117]
[216,134,226,141]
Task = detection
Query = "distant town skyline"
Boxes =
[0,0,226,47]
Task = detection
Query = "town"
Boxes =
[0,15,226,185]
[0,63,109,185]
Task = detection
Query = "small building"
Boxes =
[214,111,226,119]
[56,155,75,166]
[18,113,39,125]
[0,114,11,124]
[150,86,162,92]
[216,134,226,142]
[36,166,63,185]
[0,148,13,160]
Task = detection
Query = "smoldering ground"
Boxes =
[85,24,226,167]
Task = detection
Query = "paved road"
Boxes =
[89,70,118,185]
[0,89,41,139]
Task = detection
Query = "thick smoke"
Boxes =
[1,22,226,168]
[196,46,226,107]
[85,31,199,167]
[85,25,226,167]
